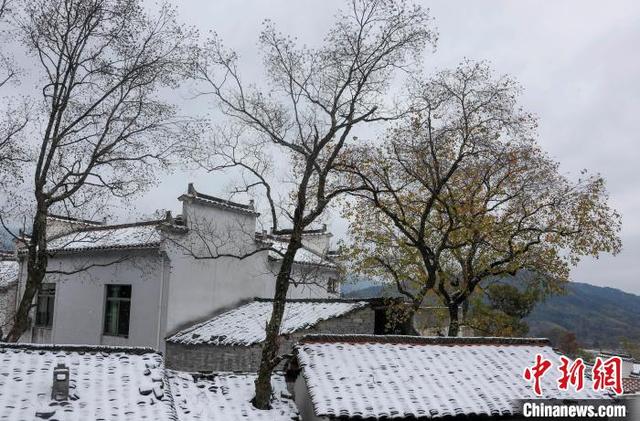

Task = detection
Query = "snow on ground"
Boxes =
[168,371,298,421]
[295,335,612,419]
[168,299,368,346]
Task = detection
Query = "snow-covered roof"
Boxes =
[294,335,611,420]
[0,343,174,421]
[168,371,298,420]
[0,260,18,289]
[269,239,336,268]
[168,299,369,346]
[47,222,162,252]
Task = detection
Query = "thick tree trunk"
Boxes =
[447,303,460,337]
[5,203,48,342]
[253,239,300,409]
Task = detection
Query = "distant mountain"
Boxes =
[527,282,640,349]
[343,277,640,349]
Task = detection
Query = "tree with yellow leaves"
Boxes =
[342,61,621,336]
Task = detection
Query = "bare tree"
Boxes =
[343,61,622,336]
[3,0,198,341]
[0,0,28,190]
[193,0,435,408]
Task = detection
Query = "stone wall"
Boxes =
[165,306,375,372]
[0,284,17,337]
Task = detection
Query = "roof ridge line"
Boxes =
[0,341,159,355]
[253,297,371,304]
[297,334,551,346]
[70,219,163,233]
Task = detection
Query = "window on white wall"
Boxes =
[35,283,55,327]
[327,278,338,293]
[103,285,131,337]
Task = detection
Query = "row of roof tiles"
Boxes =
[2,334,630,421]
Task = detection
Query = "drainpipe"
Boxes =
[156,252,167,351]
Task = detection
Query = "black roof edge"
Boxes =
[0,341,160,355]
[47,213,104,225]
[297,334,552,346]
[253,297,386,305]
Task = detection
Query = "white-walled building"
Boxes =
[14,184,341,351]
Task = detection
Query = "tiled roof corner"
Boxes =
[623,377,640,395]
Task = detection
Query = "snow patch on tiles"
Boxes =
[0,260,18,289]
[168,371,298,420]
[168,300,368,346]
[269,240,335,267]
[295,339,611,419]
[48,224,161,252]
[0,344,173,421]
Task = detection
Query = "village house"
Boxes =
[12,183,342,351]
[286,335,611,421]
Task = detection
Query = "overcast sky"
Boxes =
[127,1,640,294]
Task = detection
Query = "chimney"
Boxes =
[101,217,107,225]
[165,210,174,223]
[321,223,327,232]
[187,182,196,195]
[51,363,70,401]
[249,199,255,209]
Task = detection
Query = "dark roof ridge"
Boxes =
[70,219,163,233]
[194,191,253,210]
[254,297,371,304]
[47,213,104,225]
[272,228,328,236]
[298,334,551,346]
[0,341,159,355]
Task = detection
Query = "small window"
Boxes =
[327,278,338,294]
[104,285,131,337]
[35,283,55,327]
